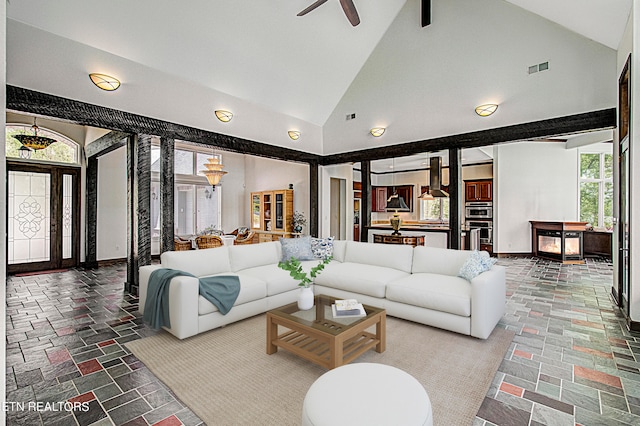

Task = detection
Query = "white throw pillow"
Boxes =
[280,236,316,261]
[458,250,497,281]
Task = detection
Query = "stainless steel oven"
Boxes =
[465,202,492,219]
[467,220,493,244]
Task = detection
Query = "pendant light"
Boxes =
[201,153,228,191]
[419,152,435,200]
[385,158,409,235]
[13,118,57,152]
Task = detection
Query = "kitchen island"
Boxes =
[367,224,449,249]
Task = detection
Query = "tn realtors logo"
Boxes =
[3,401,90,412]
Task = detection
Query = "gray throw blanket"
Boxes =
[143,268,241,330]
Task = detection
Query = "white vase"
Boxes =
[298,286,314,310]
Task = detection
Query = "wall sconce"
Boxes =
[215,110,233,122]
[475,104,498,117]
[288,130,301,140]
[370,127,386,137]
[89,73,121,91]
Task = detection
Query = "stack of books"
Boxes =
[331,299,366,318]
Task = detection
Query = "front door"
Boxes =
[7,161,80,274]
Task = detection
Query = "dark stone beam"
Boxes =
[360,160,372,242]
[7,85,320,163]
[85,131,130,158]
[321,109,616,165]
[309,161,319,237]
[448,148,462,249]
[85,157,98,268]
[126,134,151,295]
[160,137,175,253]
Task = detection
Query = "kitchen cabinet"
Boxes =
[372,185,414,212]
[372,187,388,212]
[373,234,424,247]
[465,180,492,202]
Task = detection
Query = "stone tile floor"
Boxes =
[4,256,640,425]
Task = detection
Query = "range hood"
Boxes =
[430,156,449,197]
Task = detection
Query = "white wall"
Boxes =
[494,142,579,253]
[218,151,247,234]
[97,147,127,260]
[243,156,310,230]
[1,2,7,422]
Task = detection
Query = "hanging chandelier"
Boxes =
[13,118,57,153]
[201,155,228,190]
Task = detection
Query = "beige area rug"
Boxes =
[126,315,514,426]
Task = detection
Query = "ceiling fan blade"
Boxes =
[297,0,329,16]
[339,0,360,26]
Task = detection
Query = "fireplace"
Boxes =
[530,221,587,264]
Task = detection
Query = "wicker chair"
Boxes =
[174,237,192,251]
[195,235,224,249]
[234,231,255,245]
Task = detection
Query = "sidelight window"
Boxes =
[579,152,613,229]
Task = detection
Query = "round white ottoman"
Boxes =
[301,363,433,426]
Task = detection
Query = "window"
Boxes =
[579,152,613,229]
[420,197,449,222]
[6,124,80,164]
[150,143,223,238]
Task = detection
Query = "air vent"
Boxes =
[528,61,549,74]
[346,113,356,121]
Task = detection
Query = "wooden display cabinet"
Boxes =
[250,189,294,241]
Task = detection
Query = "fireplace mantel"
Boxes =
[530,221,588,264]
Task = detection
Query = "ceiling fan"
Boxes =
[297,0,432,28]
[297,0,360,27]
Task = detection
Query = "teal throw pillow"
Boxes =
[311,236,334,259]
[280,236,315,261]
[458,251,497,281]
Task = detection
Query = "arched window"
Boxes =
[5,124,80,164]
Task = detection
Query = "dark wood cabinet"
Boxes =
[465,180,492,202]
[372,185,414,212]
[373,187,388,212]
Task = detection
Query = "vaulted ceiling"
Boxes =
[5,0,631,157]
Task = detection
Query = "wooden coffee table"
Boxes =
[266,294,386,369]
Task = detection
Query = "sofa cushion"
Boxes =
[344,241,413,273]
[311,236,334,259]
[237,264,301,296]
[314,262,410,298]
[198,273,267,315]
[386,273,471,317]
[332,240,347,262]
[280,236,315,261]
[161,246,230,277]
[229,241,280,272]
[411,247,489,276]
[458,250,497,281]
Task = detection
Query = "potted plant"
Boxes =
[278,256,332,309]
[292,211,306,234]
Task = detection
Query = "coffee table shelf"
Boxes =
[266,295,386,369]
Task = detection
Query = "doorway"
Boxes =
[329,178,347,239]
[6,160,81,274]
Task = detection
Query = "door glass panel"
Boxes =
[62,174,73,259]
[8,171,51,264]
[175,184,195,236]
[196,186,219,234]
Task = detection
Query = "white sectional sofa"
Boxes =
[138,240,506,340]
